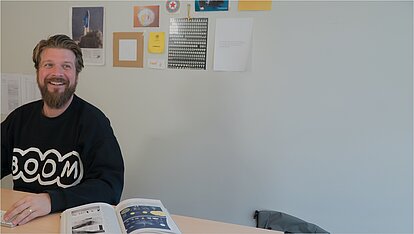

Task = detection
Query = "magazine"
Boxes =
[60,198,182,234]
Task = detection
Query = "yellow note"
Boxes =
[148,32,165,54]
[238,0,272,11]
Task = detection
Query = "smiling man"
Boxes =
[1,34,125,226]
[37,44,78,117]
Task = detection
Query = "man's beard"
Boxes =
[38,77,77,109]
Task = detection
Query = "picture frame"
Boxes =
[113,32,144,68]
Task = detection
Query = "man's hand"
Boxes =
[3,193,51,226]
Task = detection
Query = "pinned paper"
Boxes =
[148,32,165,54]
[238,0,272,11]
[213,18,254,72]
[134,5,160,27]
[119,39,137,61]
[147,58,166,69]
[168,18,208,70]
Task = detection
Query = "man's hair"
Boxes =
[32,34,84,75]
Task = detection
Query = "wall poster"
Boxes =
[195,0,229,11]
[167,18,208,70]
[71,6,105,65]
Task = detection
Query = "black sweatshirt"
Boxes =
[1,95,124,213]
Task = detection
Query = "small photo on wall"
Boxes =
[195,0,228,11]
[71,6,105,65]
[134,5,160,27]
[71,6,104,48]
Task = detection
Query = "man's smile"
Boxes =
[46,78,67,86]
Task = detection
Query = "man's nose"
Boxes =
[50,66,64,77]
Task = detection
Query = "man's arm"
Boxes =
[1,119,12,179]
[46,135,124,213]
[4,133,124,226]
[3,193,51,226]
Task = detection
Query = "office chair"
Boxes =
[254,210,330,234]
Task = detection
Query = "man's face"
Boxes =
[37,48,78,109]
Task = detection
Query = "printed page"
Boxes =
[1,73,41,116]
[115,198,181,234]
[60,202,121,234]
[1,73,21,116]
[213,18,254,72]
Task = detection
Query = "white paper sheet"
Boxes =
[213,18,254,72]
[1,73,41,116]
[119,39,137,61]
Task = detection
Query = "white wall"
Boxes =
[1,1,412,233]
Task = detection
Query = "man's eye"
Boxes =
[63,64,72,69]
[44,63,53,68]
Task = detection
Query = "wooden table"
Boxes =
[1,188,279,233]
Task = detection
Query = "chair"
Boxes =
[254,210,330,234]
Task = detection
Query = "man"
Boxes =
[1,34,124,226]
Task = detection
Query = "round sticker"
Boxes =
[166,0,180,13]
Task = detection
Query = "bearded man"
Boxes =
[1,34,124,226]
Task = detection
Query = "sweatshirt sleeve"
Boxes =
[46,116,125,213]
[1,117,13,179]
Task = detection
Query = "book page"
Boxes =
[60,202,121,234]
[115,198,181,234]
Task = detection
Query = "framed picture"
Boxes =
[113,32,144,68]
[195,0,228,11]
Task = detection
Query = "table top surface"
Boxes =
[1,188,279,234]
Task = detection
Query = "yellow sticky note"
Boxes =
[238,0,272,11]
[148,32,165,54]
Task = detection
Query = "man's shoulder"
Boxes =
[73,95,110,123]
[2,100,42,127]
[9,99,42,116]
[74,95,104,113]
[72,95,115,136]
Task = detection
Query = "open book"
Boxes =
[60,198,182,234]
